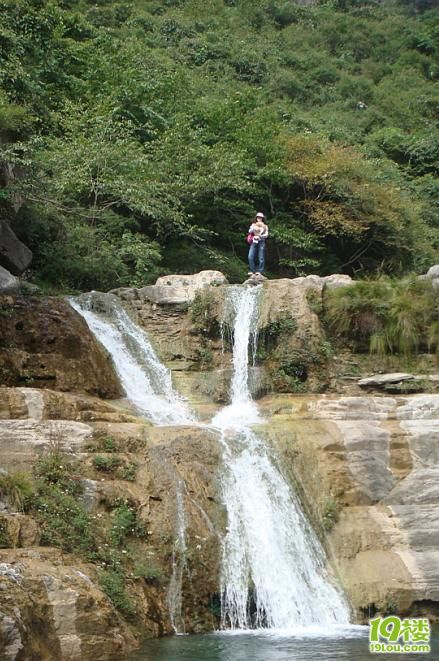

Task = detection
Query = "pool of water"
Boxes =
[129,628,439,661]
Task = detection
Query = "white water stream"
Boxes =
[167,480,188,634]
[69,287,351,633]
[212,287,350,629]
[69,292,194,426]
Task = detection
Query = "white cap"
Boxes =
[256,212,265,218]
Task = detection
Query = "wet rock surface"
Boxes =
[0,387,224,658]
[0,548,136,661]
[1,272,438,655]
[0,297,122,398]
[262,393,439,621]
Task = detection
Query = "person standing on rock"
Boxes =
[248,212,268,277]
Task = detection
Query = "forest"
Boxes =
[0,0,437,290]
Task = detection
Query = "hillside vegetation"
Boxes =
[0,0,437,289]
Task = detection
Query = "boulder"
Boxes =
[111,271,227,306]
[418,265,439,289]
[0,266,19,294]
[358,373,414,388]
[425,265,439,279]
[322,273,353,290]
[257,277,330,392]
[139,270,228,305]
[0,219,32,275]
[358,373,439,393]
[155,270,227,290]
[0,297,122,398]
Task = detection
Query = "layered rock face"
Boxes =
[0,548,136,661]
[262,394,439,621]
[0,387,224,659]
[0,296,122,397]
[1,270,438,657]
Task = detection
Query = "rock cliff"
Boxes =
[0,270,438,657]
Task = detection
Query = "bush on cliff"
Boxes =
[325,276,439,355]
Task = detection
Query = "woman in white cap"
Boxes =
[248,212,268,276]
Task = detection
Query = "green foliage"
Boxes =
[194,346,213,366]
[93,454,123,473]
[120,461,138,482]
[0,517,10,548]
[190,290,218,334]
[0,0,437,288]
[325,277,439,355]
[35,450,82,497]
[103,437,117,452]
[264,315,297,338]
[98,568,136,618]
[322,498,339,531]
[33,483,96,553]
[110,502,137,547]
[92,453,138,481]
[0,472,34,512]
[132,559,163,584]
[271,368,307,393]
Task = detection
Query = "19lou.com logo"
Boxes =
[369,616,431,654]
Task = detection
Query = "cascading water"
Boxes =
[68,286,351,635]
[212,286,351,630]
[167,481,188,634]
[69,292,194,426]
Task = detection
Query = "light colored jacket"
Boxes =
[249,223,269,240]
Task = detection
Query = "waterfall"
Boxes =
[213,287,261,429]
[213,286,351,630]
[167,481,188,634]
[68,285,351,634]
[69,292,194,426]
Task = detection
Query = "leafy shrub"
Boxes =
[0,472,34,512]
[93,455,123,473]
[103,437,117,452]
[322,498,339,531]
[110,502,137,547]
[35,452,82,497]
[325,277,439,355]
[0,517,11,548]
[32,484,96,554]
[98,568,136,618]
[271,369,307,393]
[133,559,163,584]
[120,461,138,482]
[190,290,219,335]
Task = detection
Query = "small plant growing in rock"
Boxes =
[265,315,297,339]
[93,455,123,473]
[133,559,163,584]
[194,346,213,366]
[110,502,137,547]
[98,568,136,619]
[306,288,323,315]
[103,437,117,453]
[35,451,82,497]
[322,498,339,530]
[121,461,138,482]
[0,472,34,512]
[383,595,398,615]
[0,517,11,548]
[190,290,219,336]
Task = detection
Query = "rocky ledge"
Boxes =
[262,393,439,621]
